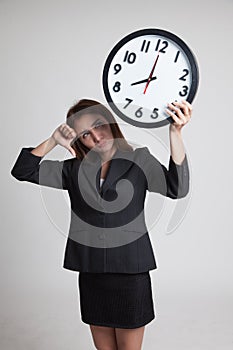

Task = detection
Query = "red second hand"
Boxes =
[143,53,160,94]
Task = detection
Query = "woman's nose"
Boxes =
[91,129,102,142]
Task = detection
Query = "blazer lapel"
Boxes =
[100,149,134,195]
[80,148,135,197]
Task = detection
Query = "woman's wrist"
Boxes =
[30,137,57,157]
[169,123,182,135]
[49,135,58,147]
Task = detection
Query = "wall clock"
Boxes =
[102,28,199,128]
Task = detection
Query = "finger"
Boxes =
[181,101,192,120]
[174,101,189,117]
[62,127,77,139]
[172,101,189,120]
[62,130,72,138]
[59,124,67,134]
[66,129,77,138]
[67,126,77,136]
[165,108,183,125]
[183,100,193,118]
[60,123,75,134]
[167,103,186,123]
[59,123,67,130]
[68,146,76,157]
[182,100,193,111]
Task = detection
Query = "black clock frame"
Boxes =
[102,28,199,128]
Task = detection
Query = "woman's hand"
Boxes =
[165,100,193,133]
[51,123,78,157]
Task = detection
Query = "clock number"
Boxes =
[114,64,122,74]
[113,81,121,92]
[179,85,188,97]
[179,69,189,81]
[141,40,151,53]
[135,107,143,118]
[174,51,180,63]
[150,108,159,119]
[123,50,136,64]
[155,39,168,53]
[123,98,133,109]
[155,39,161,51]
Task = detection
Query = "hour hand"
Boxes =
[131,76,157,86]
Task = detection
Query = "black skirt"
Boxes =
[78,271,155,329]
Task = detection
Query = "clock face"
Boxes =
[102,28,199,128]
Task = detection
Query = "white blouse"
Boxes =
[100,178,105,188]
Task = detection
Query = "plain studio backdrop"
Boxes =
[1,0,233,349]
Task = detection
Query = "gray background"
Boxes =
[2,0,233,349]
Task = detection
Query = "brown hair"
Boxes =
[66,98,133,160]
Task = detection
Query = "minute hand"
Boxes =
[131,76,157,86]
[143,53,160,94]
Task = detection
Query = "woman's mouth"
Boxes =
[97,141,107,148]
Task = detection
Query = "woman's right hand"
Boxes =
[51,123,78,157]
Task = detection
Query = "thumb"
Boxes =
[67,146,76,157]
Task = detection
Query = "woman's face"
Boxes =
[73,113,116,156]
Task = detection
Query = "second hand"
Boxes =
[143,52,160,95]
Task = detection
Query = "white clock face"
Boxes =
[103,29,199,128]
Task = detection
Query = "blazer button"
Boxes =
[98,233,106,240]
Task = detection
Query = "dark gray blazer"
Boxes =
[11,146,189,273]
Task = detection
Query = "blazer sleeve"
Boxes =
[140,146,190,199]
[10,147,72,190]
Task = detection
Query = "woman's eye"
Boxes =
[82,132,89,138]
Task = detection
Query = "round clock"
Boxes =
[102,28,199,128]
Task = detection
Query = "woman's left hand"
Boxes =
[165,100,193,132]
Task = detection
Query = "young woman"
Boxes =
[11,98,192,350]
